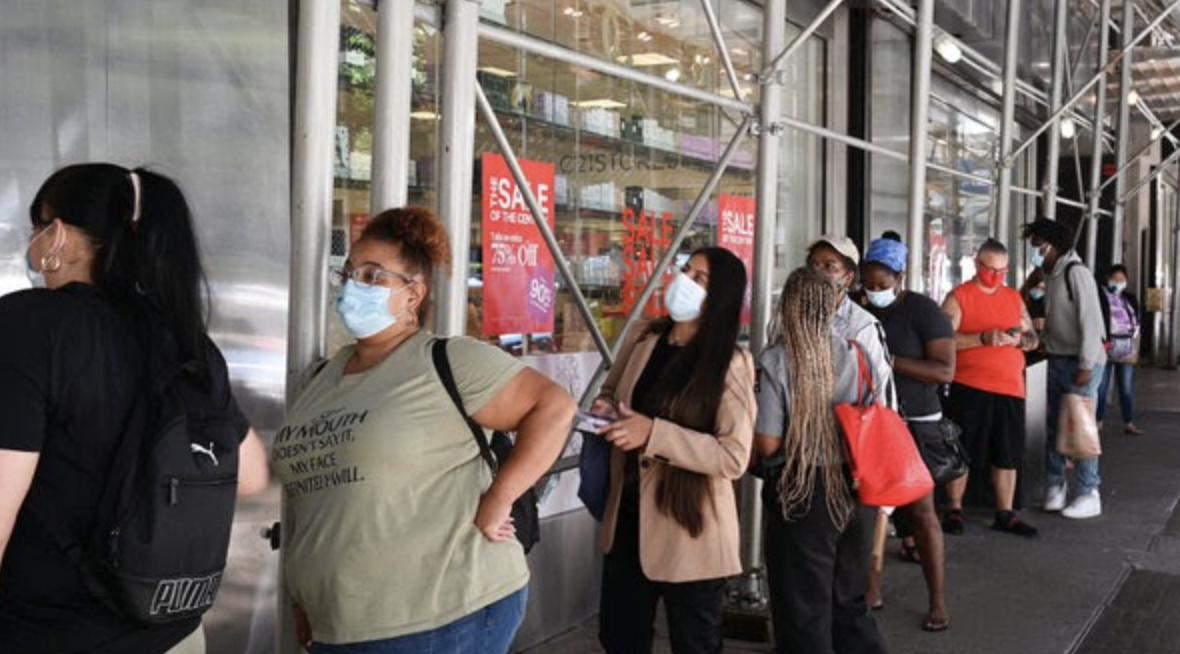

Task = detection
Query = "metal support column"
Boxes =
[370,0,415,213]
[285,3,340,651]
[1110,0,1135,264]
[738,0,787,606]
[1100,115,1180,192]
[435,0,480,336]
[905,0,934,289]
[1171,162,1180,367]
[995,0,1022,243]
[1043,0,1069,221]
[1119,147,1180,204]
[1085,0,1113,264]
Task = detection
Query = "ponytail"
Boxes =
[29,163,210,367]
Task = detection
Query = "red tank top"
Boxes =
[952,282,1026,398]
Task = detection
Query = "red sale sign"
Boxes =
[622,207,675,318]
[718,194,755,324]
[481,153,556,336]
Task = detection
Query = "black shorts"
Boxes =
[944,382,1026,470]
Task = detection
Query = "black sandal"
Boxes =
[899,538,922,564]
[941,509,964,535]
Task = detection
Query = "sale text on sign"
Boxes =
[718,194,756,324]
[481,154,557,336]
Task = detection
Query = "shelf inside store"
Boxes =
[486,107,756,173]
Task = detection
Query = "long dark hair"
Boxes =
[29,163,210,368]
[645,246,746,537]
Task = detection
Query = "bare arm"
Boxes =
[470,368,577,537]
[0,450,39,575]
[237,428,270,496]
[892,337,955,385]
[942,292,1012,349]
[1018,302,1039,352]
[754,433,782,459]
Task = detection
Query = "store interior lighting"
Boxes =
[664,67,681,82]
[1060,116,1077,138]
[933,31,963,64]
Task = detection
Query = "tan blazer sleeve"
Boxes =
[642,349,756,480]
[597,320,649,404]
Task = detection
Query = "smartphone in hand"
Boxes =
[575,409,612,434]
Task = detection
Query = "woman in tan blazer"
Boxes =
[588,247,756,654]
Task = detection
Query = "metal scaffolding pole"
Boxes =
[1099,114,1180,193]
[473,83,614,365]
[1110,0,1135,264]
[580,117,755,406]
[1005,0,1180,166]
[1171,161,1180,367]
[759,0,846,82]
[286,6,340,653]
[741,0,786,604]
[995,0,1022,242]
[479,22,752,116]
[434,0,479,337]
[906,0,934,288]
[370,0,415,213]
[1085,0,1113,265]
[1120,147,1180,204]
[1043,0,1069,221]
[699,0,746,101]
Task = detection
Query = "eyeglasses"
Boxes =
[975,259,1010,275]
[330,264,416,288]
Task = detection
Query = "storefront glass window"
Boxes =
[487,0,764,100]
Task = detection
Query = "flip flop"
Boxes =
[922,616,950,632]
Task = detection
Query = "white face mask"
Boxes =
[865,287,896,309]
[664,272,707,322]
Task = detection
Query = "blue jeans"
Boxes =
[1045,356,1103,495]
[312,587,528,654]
[1096,361,1135,424]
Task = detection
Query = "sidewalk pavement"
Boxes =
[522,366,1180,654]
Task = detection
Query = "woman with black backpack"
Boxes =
[0,163,270,653]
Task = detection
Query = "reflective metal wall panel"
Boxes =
[0,3,289,653]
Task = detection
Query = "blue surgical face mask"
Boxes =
[1030,287,1045,301]
[1109,281,1127,294]
[335,279,408,339]
[1030,247,1046,269]
[865,287,897,309]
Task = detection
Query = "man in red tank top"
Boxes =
[939,239,1040,537]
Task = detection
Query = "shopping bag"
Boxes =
[1056,393,1102,459]
[834,342,934,507]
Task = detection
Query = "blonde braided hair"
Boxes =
[775,266,855,530]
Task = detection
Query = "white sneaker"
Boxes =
[1062,491,1102,519]
[1044,484,1067,512]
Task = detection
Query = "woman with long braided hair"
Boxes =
[755,266,891,654]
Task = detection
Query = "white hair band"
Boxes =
[129,171,142,227]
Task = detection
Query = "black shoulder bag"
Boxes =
[431,338,541,553]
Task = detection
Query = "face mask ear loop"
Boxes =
[40,222,65,273]
[128,171,143,232]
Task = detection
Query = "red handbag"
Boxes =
[834,341,934,507]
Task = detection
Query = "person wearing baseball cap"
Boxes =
[804,235,894,408]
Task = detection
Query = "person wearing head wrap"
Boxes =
[855,238,955,631]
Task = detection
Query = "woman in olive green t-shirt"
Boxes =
[274,207,575,653]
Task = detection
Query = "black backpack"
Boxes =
[431,338,541,553]
[31,322,242,624]
[1064,261,1111,344]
